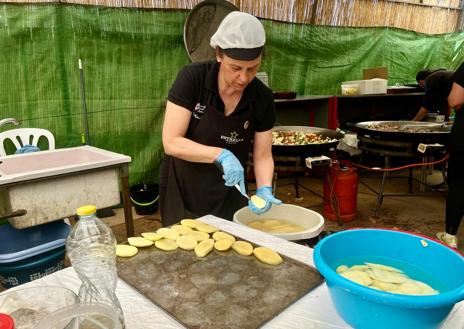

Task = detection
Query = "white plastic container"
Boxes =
[342,79,388,95]
[233,204,324,241]
[361,78,388,94]
[0,286,77,329]
[0,286,122,329]
[35,304,122,329]
[341,83,359,95]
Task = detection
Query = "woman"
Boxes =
[436,61,464,248]
[159,11,281,226]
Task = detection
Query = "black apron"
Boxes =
[448,110,464,152]
[160,99,254,226]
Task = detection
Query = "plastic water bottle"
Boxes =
[66,205,125,328]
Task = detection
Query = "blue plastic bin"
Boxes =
[314,228,464,329]
[0,220,70,288]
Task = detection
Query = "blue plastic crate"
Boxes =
[0,247,65,288]
[0,220,70,288]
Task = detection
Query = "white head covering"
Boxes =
[210,11,265,60]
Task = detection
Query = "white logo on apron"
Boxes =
[220,131,244,144]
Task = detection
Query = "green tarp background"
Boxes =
[1,4,463,184]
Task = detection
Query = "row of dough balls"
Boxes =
[116,219,283,266]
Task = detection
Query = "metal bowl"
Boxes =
[183,0,238,62]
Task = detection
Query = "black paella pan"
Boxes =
[271,126,344,157]
[355,121,451,144]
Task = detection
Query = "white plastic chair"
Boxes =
[0,128,55,156]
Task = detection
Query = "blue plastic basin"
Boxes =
[314,229,464,329]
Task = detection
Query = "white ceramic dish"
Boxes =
[233,203,325,241]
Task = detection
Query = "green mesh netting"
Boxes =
[1,4,463,184]
[263,22,464,94]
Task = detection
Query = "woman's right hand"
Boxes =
[215,149,246,195]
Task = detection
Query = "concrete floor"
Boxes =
[105,168,463,254]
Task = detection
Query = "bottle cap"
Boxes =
[0,313,14,329]
[76,205,97,216]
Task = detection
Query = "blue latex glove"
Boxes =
[248,186,282,215]
[15,145,40,154]
[215,149,246,195]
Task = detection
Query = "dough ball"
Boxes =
[156,228,180,240]
[188,230,210,242]
[365,262,403,273]
[194,238,214,258]
[214,239,234,251]
[195,223,219,234]
[253,246,283,265]
[177,235,198,250]
[212,231,235,242]
[127,237,153,247]
[171,224,192,235]
[141,232,163,241]
[231,241,253,256]
[116,244,138,257]
[250,195,266,209]
[336,265,349,273]
[155,239,178,251]
[340,270,372,286]
[180,219,201,229]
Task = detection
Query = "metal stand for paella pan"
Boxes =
[271,126,344,199]
[354,121,450,218]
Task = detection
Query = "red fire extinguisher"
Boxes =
[323,163,359,223]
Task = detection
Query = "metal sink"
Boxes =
[0,146,131,229]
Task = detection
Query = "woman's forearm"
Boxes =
[164,137,222,163]
[253,155,274,188]
[448,82,464,111]
[162,101,222,163]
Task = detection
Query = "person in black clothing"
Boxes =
[436,62,464,248]
[159,12,281,226]
[413,68,454,121]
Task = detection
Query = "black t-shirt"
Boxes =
[449,63,464,151]
[422,70,454,115]
[167,60,276,132]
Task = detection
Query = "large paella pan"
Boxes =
[355,121,451,144]
[271,126,344,156]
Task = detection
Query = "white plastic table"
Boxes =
[2,215,463,329]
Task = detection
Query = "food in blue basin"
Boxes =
[313,228,464,329]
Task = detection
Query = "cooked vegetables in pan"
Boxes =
[272,130,338,145]
[365,122,434,133]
